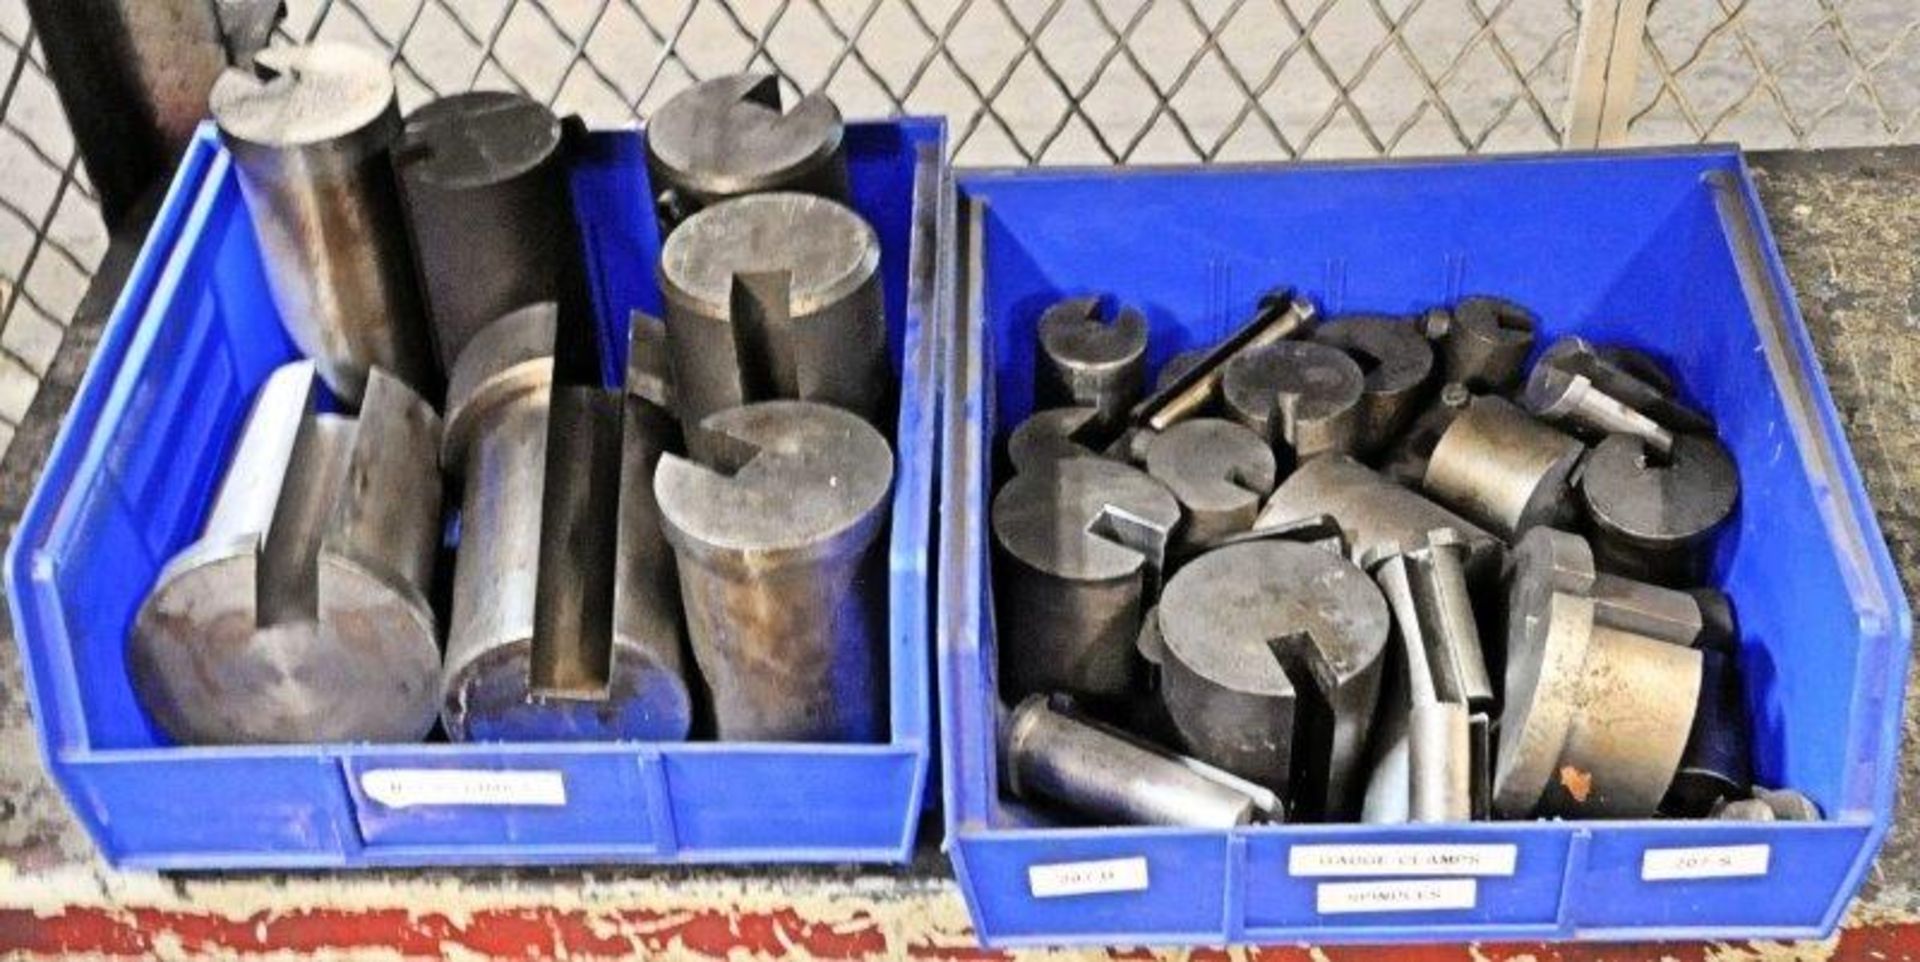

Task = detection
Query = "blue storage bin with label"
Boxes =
[6,117,945,868]
[938,148,1910,943]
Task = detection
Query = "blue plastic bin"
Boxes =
[938,148,1911,944]
[6,117,946,868]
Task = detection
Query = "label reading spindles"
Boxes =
[1316,878,1478,914]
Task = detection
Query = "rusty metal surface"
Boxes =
[1,147,1919,958]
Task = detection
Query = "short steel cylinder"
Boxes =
[395,91,590,375]
[1424,395,1585,539]
[1312,314,1435,451]
[656,401,894,742]
[1142,418,1276,556]
[209,43,435,404]
[440,305,694,742]
[659,192,887,459]
[1425,295,1536,391]
[644,74,849,233]
[1579,433,1740,584]
[1221,340,1364,463]
[130,361,443,744]
[1035,296,1148,434]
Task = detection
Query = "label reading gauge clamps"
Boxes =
[1317,878,1478,915]
[1289,844,1518,878]
[1642,844,1771,881]
[360,769,568,809]
[1028,857,1150,898]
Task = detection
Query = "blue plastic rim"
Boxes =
[5,117,947,868]
[938,148,1912,945]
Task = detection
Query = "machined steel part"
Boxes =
[1712,788,1821,822]
[129,362,442,745]
[1378,381,1472,486]
[395,91,594,376]
[1257,454,1503,583]
[1154,540,1391,819]
[1423,296,1536,391]
[440,305,694,742]
[1362,530,1494,711]
[1036,296,1149,434]
[1002,694,1280,828]
[656,400,894,742]
[1221,340,1364,464]
[1495,527,1704,818]
[1131,290,1317,433]
[1312,314,1436,452]
[1369,552,1474,822]
[1579,433,1740,585]
[643,74,849,232]
[1424,395,1585,539]
[1523,364,1675,457]
[1143,418,1277,557]
[993,458,1180,702]
[658,192,887,459]
[209,43,436,404]
[1007,407,1102,475]
[1539,336,1713,435]
[1661,649,1753,817]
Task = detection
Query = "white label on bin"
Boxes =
[1642,844,1771,881]
[360,769,567,809]
[1027,857,1149,898]
[1317,878,1478,915]
[1289,844,1517,878]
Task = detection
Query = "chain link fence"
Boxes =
[0,0,1917,461]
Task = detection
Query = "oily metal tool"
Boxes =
[644,73,848,232]
[656,400,894,742]
[1378,381,1472,486]
[1007,407,1102,475]
[1312,314,1435,451]
[1366,530,1494,711]
[440,305,694,742]
[1143,418,1277,556]
[1153,540,1391,819]
[1424,395,1585,539]
[993,457,1180,703]
[1365,552,1474,823]
[1222,340,1365,464]
[1539,336,1713,435]
[1002,694,1281,828]
[1495,527,1704,819]
[1423,296,1536,391]
[209,42,436,403]
[1662,649,1753,817]
[129,362,442,745]
[1522,364,1674,457]
[395,90,593,376]
[1713,788,1820,822]
[1035,296,1149,434]
[1579,433,1740,584]
[1130,290,1317,433]
[1257,454,1503,581]
[656,192,886,458]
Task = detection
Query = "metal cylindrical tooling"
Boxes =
[993,458,1180,702]
[1494,527,1704,818]
[395,91,591,375]
[1368,530,1494,711]
[1370,552,1474,823]
[657,400,894,741]
[209,43,435,404]
[1539,336,1713,434]
[1257,454,1504,582]
[1312,315,1435,452]
[1379,381,1472,486]
[1422,296,1536,391]
[1154,541,1391,818]
[1754,786,1821,821]
[1714,798,1775,821]
[1036,296,1148,433]
[129,362,442,744]
[1522,365,1674,457]
[1002,694,1280,828]
[1007,407,1101,475]
[1579,433,1740,585]
[441,306,694,742]
[1661,649,1752,817]
[1221,340,1364,464]
[1143,418,1277,556]
[1423,395,1585,539]
[644,74,848,232]
[1132,290,1317,432]
[658,192,886,459]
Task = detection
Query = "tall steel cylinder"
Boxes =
[644,73,849,233]
[440,305,693,741]
[395,91,591,375]
[129,362,443,744]
[655,401,895,742]
[658,192,887,458]
[209,43,436,404]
